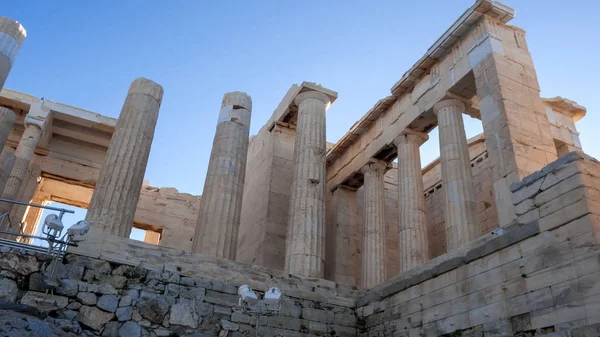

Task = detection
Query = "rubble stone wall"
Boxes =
[357,152,600,336]
[0,244,361,337]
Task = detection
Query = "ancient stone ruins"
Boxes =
[0,1,599,336]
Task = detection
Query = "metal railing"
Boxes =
[0,198,76,264]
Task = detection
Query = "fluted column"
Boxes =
[0,151,15,194]
[0,17,26,90]
[285,91,330,278]
[2,117,42,202]
[0,117,42,235]
[434,99,479,251]
[192,92,252,259]
[361,159,389,288]
[394,129,429,273]
[86,78,163,237]
[0,108,15,151]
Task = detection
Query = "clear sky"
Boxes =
[3,0,598,200]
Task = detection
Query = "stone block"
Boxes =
[118,321,141,337]
[116,306,133,321]
[268,315,302,330]
[78,292,97,305]
[0,278,17,303]
[0,250,40,276]
[169,302,198,328]
[302,307,334,323]
[204,290,239,307]
[56,279,79,297]
[21,291,68,311]
[78,305,114,331]
[97,294,118,312]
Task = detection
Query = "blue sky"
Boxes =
[4,0,598,201]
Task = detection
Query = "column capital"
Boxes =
[24,115,45,132]
[295,91,331,107]
[128,78,164,103]
[433,98,465,116]
[361,159,391,175]
[222,91,252,111]
[394,129,429,147]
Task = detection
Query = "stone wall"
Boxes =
[357,152,600,336]
[237,123,296,270]
[134,186,201,253]
[0,240,361,336]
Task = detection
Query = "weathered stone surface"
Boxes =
[77,292,97,305]
[136,297,169,324]
[78,305,115,331]
[102,321,119,337]
[86,78,164,237]
[115,306,132,322]
[0,309,69,337]
[119,321,141,337]
[168,302,198,328]
[21,291,69,311]
[97,295,118,312]
[221,319,239,331]
[0,250,39,275]
[0,278,18,303]
[193,91,252,259]
[57,279,79,297]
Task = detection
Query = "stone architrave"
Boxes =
[394,129,429,273]
[192,92,252,259]
[284,91,330,278]
[361,159,389,288]
[0,17,26,90]
[85,78,163,237]
[434,99,479,251]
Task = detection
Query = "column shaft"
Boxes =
[361,160,388,288]
[0,17,26,90]
[0,151,15,195]
[0,108,15,151]
[394,131,429,273]
[434,99,479,251]
[2,122,42,201]
[86,78,163,237]
[192,92,252,259]
[285,91,329,278]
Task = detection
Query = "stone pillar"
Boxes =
[0,17,26,90]
[1,117,42,202]
[394,129,429,273]
[472,17,557,226]
[86,78,163,237]
[0,108,16,151]
[361,159,389,288]
[434,99,479,251]
[192,92,252,259]
[0,151,15,195]
[284,91,330,278]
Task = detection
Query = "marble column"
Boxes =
[2,117,42,202]
[285,91,330,278]
[0,117,42,235]
[0,151,15,194]
[0,17,26,90]
[0,108,15,150]
[361,159,389,288]
[86,78,163,237]
[394,129,429,273]
[434,99,479,251]
[192,91,252,259]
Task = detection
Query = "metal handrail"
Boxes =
[0,198,74,238]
